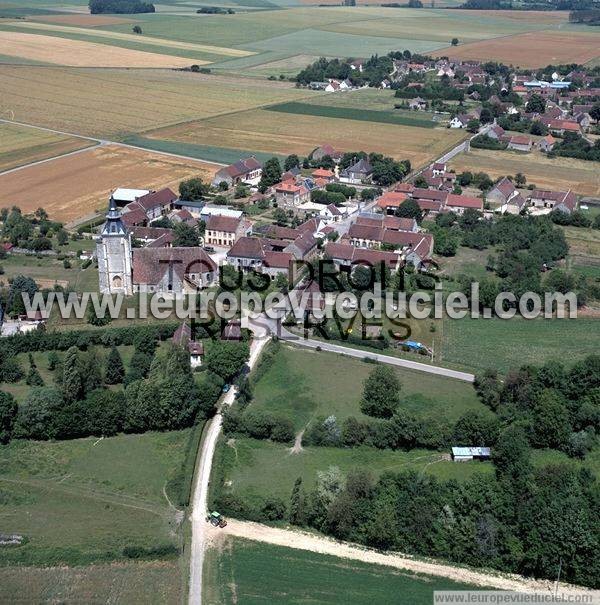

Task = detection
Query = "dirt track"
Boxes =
[215,519,596,597]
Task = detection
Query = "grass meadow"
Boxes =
[441,316,600,373]
[203,537,484,604]
[0,560,183,604]
[0,430,190,566]
[250,345,487,431]
[215,437,493,504]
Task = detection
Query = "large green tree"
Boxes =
[105,345,125,385]
[258,157,282,193]
[204,340,250,382]
[0,391,18,444]
[62,346,84,403]
[172,222,200,247]
[360,365,401,418]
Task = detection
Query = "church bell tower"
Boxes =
[96,196,133,295]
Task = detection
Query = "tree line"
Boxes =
[89,0,155,14]
[0,330,250,444]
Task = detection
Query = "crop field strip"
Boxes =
[433,30,600,68]
[0,31,207,68]
[203,537,483,605]
[449,148,600,197]
[266,101,437,128]
[1,20,254,57]
[0,144,218,222]
[146,108,467,168]
[0,122,94,172]
[0,66,311,137]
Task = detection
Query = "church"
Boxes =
[96,197,218,296]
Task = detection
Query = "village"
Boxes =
[1,33,600,604]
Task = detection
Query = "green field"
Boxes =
[215,436,493,504]
[203,537,484,605]
[250,345,487,432]
[266,101,436,128]
[0,560,183,604]
[121,134,285,165]
[0,249,98,294]
[0,430,190,566]
[442,316,600,373]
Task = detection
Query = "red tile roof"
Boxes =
[135,188,177,211]
[206,214,241,233]
[446,194,483,210]
[132,247,216,285]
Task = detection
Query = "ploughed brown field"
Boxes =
[433,31,600,68]
[0,145,217,223]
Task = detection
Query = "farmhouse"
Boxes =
[377,191,408,214]
[549,119,581,135]
[537,134,556,152]
[226,236,293,277]
[112,188,150,206]
[275,181,310,208]
[211,157,262,188]
[312,144,342,163]
[134,188,178,220]
[487,177,519,207]
[339,158,373,184]
[445,193,483,214]
[501,192,527,215]
[408,97,427,111]
[312,168,336,182]
[204,214,250,247]
[507,135,532,153]
[325,242,402,271]
[529,189,578,214]
[173,322,204,368]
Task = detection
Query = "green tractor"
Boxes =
[207,511,227,528]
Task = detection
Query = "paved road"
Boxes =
[188,330,270,605]
[255,315,475,382]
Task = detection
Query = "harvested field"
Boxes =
[148,108,466,168]
[449,148,600,197]
[28,14,136,27]
[449,9,569,23]
[0,122,94,173]
[0,561,182,604]
[0,144,217,222]
[0,31,202,68]
[3,20,254,58]
[0,67,310,137]
[433,31,600,68]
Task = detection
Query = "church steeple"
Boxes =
[101,195,127,236]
